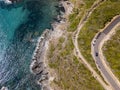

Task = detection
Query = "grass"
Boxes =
[84,0,98,9]
[103,27,120,81]
[78,0,120,74]
[46,0,111,89]
[68,0,107,84]
[47,34,104,90]
[68,0,98,32]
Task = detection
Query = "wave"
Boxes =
[1,86,8,90]
[0,0,12,4]
[0,0,59,89]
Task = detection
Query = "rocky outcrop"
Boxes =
[30,29,51,90]
[30,0,73,90]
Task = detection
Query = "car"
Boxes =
[98,66,101,69]
[93,43,95,46]
[94,39,96,42]
[96,32,101,39]
[95,52,98,56]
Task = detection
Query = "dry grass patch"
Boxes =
[47,33,104,90]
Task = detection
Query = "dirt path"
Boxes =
[72,0,112,90]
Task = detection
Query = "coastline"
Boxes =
[30,0,73,90]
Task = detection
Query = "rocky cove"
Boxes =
[0,0,60,90]
[30,1,73,90]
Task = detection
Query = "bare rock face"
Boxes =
[29,1,73,90]
[30,29,51,90]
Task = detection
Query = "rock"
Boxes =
[29,0,73,90]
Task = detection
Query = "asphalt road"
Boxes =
[92,16,120,90]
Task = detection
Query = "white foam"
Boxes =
[1,86,8,90]
[0,0,12,4]
[4,0,12,4]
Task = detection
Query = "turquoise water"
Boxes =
[0,0,59,90]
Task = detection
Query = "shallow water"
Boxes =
[0,0,59,90]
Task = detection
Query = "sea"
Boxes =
[0,0,59,90]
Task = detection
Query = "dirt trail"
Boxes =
[72,0,112,90]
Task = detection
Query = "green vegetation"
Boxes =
[68,0,107,84]
[78,0,120,73]
[46,0,117,89]
[68,6,83,32]
[84,0,97,9]
[68,0,97,32]
[103,27,120,80]
[48,34,104,90]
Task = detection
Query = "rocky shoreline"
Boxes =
[30,0,73,90]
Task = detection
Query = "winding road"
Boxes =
[92,16,120,90]
[73,0,120,89]
[73,0,112,90]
